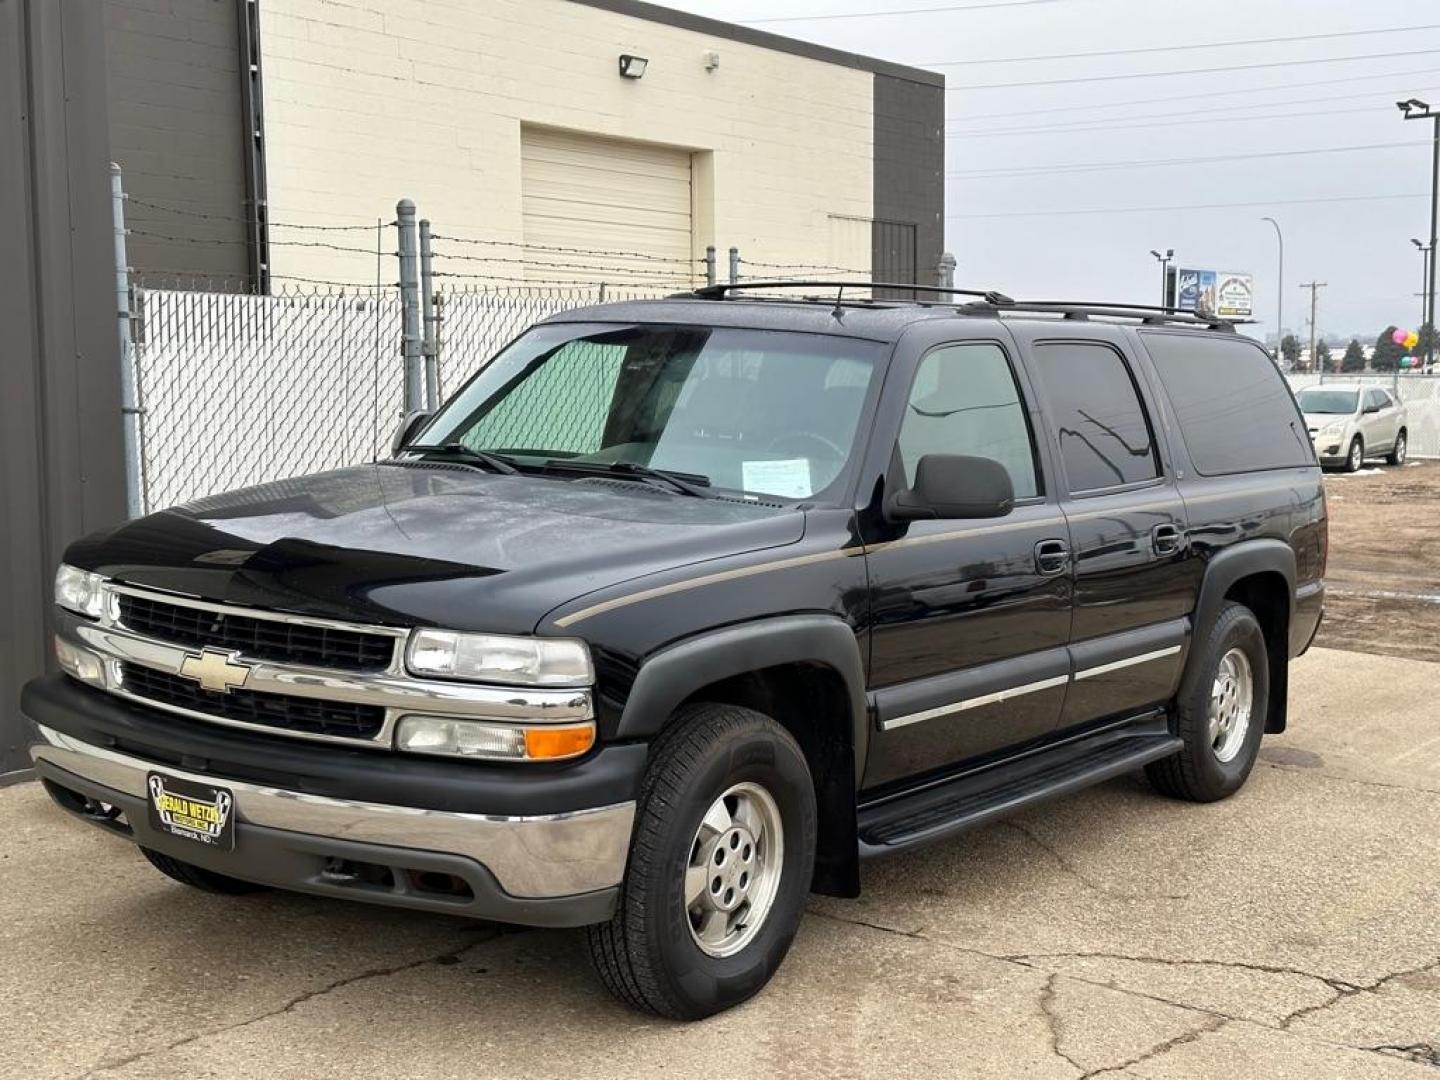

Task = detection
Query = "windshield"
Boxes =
[1296,389,1358,415]
[418,323,884,501]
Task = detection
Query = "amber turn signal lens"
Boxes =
[523,724,596,760]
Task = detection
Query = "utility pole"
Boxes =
[1150,248,1174,307]
[1300,281,1327,378]
[1261,217,1284,364]
[1398,99,1439,368]
[1413,238,1432,345]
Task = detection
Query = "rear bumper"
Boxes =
[22,675,645,927]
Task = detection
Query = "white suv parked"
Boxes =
[1296,384,1408,471]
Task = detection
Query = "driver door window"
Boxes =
[898,342,1040,498]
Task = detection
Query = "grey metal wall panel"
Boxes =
[103,0,248,281]
[872,73,946,295]
[1,0,127,777]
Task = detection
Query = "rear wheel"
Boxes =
[140,846,268,895]
[1345,436,1364,472]
[1147,601,1268,802]
[1388,429,1408,466]
[586,702,816,1019]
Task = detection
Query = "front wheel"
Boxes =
[1388,429,1408,466]
[140,846,268,895]
[1345,436,1364,472]
[586,703,816,1019]
[1147,601,1269,802]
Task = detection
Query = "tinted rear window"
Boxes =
[1141,333,1311,475]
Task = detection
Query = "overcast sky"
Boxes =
[658,0,1439,343]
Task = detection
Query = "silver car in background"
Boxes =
[1296,384,1409,471]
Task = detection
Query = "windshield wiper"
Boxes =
[542,459,716,498]
[407,443,520,475]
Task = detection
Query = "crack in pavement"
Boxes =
[1258,761,1440,799]
[1039,972,1089,1074]
[1001,821,1189,901]
[77,931,509,1079]
[1368,1043,1440,1068]
[811,910,1440,1071]
[1077,1017,1229,1080]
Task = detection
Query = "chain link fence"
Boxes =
[131,282,671,512]
[1287,373,1440,459]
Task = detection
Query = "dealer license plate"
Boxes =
[146,772,236,851]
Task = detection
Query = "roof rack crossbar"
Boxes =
[688,281,1016,305]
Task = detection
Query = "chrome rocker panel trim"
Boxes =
[29,723,634,899]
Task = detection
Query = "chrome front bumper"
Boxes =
[30,723,635,915]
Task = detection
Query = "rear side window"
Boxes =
[1142,333,1310,476]
[1029,342,1160,492]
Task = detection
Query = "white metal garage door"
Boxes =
[521,128,694,289]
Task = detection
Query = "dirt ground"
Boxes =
[1316,459,1440,663]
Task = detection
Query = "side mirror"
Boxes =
[886,454,1015,522]
[391,409,432,455]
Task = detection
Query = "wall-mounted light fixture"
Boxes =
[618,54,648,79]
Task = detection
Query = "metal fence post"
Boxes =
[729,246,740,285]
[432,290,446,404]
[705,245,717,287]
[419,217,438,411]
[111,163,144,518]
[937,251,957,290]
[396,199,424,415]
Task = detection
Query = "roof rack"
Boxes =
[685,281,1017,306]
[677,281,1246,331]
[957,299,1245,332]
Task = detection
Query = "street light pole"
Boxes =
[1150,248,1174,308]
[1261,217,1284,364]
[1398,99,1439,367]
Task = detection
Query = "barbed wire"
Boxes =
[431,232,701,265]
[124,196,387,232]
[429,246,700,280]
[431,270,695,289]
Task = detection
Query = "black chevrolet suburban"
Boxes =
[24,283,1326,1019]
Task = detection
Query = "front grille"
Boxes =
[118,594,395,672]
[120,662,387,740]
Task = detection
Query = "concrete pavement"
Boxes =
[2,646,1438,1079]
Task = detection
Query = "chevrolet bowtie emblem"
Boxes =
[178,648,252,694]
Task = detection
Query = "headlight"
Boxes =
[395,715,595,761]
[54,564,109,620]
[405,629,593,686]
[1323,420,1347,434]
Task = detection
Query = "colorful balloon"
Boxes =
[1406,331,1420,349]
[1393,328,1409,345]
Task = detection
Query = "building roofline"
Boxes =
[567,0,945,87]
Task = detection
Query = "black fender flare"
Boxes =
[1184,539,1296,730]
[615,615,869,784]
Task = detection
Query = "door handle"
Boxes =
[1035,539,1070,576]
[1151,523,1184,556]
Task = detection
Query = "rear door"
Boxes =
[1010,325,1198,731]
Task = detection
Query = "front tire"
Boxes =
[1345,435,1364,472]
[140,846,268,895]
[1388,429,1408,466]
[586,702,816,1019]
[1147,601,1269,803]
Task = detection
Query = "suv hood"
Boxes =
[1302,412,1353,429]
[66,464,806,635]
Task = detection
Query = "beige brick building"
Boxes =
[105,0,944,291]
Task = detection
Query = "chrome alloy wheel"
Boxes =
[685,781,784,959]
[1394,433,1408,465]
[1208,648,1254,764]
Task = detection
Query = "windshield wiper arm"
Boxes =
[542,459,716,498]
[407,443,520,475]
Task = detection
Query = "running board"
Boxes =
[857,717,1182,856]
